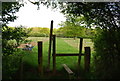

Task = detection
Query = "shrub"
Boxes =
[2,51,24,80]
[2,26,30,56]
[23,39,32,44]
[93,28,120,79]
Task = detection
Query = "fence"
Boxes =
[37,20,91,77]
[38,35,91,75]
[52,35,91,74]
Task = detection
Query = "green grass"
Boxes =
[62,38,94,52]
[21,37,94,79]
[2,37,94,80]
[54,38,79,70]
[23,37,82,70]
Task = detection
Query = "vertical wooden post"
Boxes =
[48,20,53,70]
[53,35,56,74]
[77,38,83,76]
[78,38,83,66]
[38,41,43,75]
[84,47,91,72]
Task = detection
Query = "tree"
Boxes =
[55,27,65,37]
[2,2,30,55]
[1,2,33,80]
[59,2,119,29]
[28,27,50,37]
[2,2,23,26]
[58,20,86,38]
[58,2,120,79]
[40,27,50,37]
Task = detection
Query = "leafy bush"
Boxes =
[2,26,30,55]
[28,32,48,37]
[93,28,120,79]
[28,27,49,37]
[2,50,24,80]
[7,39,17,47]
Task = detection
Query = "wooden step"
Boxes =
[62,64,74,75]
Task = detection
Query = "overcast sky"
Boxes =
[8,1,66,28]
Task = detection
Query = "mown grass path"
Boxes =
[62,38,94,52]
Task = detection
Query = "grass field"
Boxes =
[21,37,94,79]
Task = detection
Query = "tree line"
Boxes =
[25,26,97,38]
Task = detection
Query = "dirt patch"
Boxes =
[17,44,27,48]
[18,37,49,48]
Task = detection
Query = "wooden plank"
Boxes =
[55,53,84,56]
[53,35,56,73]
[48,20,53,70]
[38,41,43,75]
[62,64,74,75]
[84,47,91,72]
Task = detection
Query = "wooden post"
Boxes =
[78,38,83,66]
[38,41,43,75]
[53,35,56,74]
[48,20,53,70]
[77,38,83,76]
[84,47,91,72]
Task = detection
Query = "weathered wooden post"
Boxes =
[48,20,53,70]
[78,38,83,66]
[53,35,56,74]
[78,38,83,76]
[38,41,43,75]
[84,47,91,72]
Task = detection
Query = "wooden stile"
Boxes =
[51,35,91,76]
